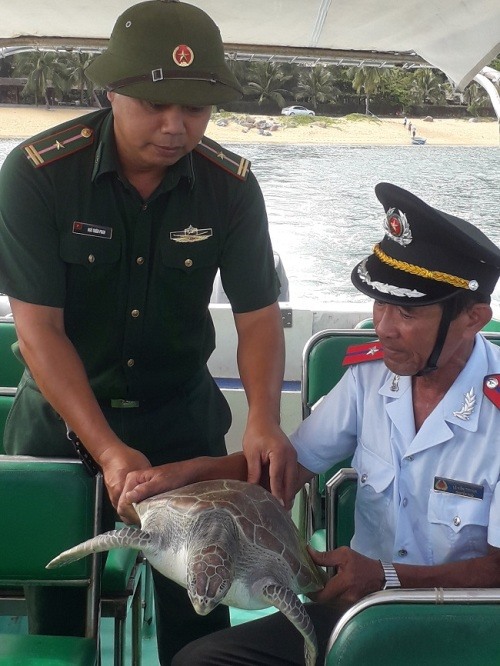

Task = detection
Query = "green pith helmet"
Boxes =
[86,0,242,106]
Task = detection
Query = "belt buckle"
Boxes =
[110,399,140,409]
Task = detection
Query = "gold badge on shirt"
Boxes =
[170,225,213,243]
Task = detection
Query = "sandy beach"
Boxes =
[0,104,498,146]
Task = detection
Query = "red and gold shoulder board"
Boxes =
[194,136,250,181]
[483,375,500,409]
[22,125,94,168]
[342,341,384,366]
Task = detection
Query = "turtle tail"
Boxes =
[46,526,152,569]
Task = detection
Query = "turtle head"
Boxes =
[187,543,233,615]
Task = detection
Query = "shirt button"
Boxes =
[127,359,135,367]
[136,256,145,265]
[184,258,193,268]
[360,473,368,483]
[131,309,140,318]
[142,203,148,211]
[88,254,95,263]
[453,516,461,527]
[402,498,408,507]
[398,549,408,557]
[405,455,414,462]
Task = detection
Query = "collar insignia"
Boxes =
[483,375,500,408]
[170,225,213,243]
[384,208,413,246]
[390,374,400,392]
[453,387,476,420]
[173,44,194,67]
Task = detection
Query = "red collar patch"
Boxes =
[483,375,500,409]
[342,341,384,366]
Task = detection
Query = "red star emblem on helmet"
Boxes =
[173,44,194,67]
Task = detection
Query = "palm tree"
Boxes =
[12,51,69,108]
[295,65,338,109]
[463,81,490,117]
[348,66,385,115]
[65,52,101,107]
[409,69,448,106]
[243,62,292,109]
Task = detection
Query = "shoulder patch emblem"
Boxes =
[23,125,94,168]
[483,374,500,409]
[194,136,250,181]
[342,341,384,366]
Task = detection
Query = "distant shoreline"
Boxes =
[0,105,498,146]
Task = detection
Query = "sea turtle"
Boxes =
[47,479,327,665]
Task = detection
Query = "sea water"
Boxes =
[1,138,499,310]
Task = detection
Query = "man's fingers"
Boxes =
[245,454,262,485]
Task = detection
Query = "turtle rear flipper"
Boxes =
[46,527,155,568]
[262,583,317,666]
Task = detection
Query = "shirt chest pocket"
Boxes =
[160,237,219,274]
[428,490,491,534]
[353,444,395,494]
[60,234,121,269]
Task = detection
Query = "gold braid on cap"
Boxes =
[373,244,478,291]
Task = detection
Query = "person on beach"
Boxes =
[0,0,293,661]
[119,182,500,665]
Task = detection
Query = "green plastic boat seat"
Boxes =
[0,394,14,453]
[300,330,375,542]
[0,456,101,666]
[326,599,500,666]
[0,321,23,388]
[0,634,96,666]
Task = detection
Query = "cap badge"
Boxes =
[173,45,194,67]
[384,208,412,246]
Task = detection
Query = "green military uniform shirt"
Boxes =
[0,109,280,401]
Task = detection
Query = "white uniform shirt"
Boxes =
[291,334,500,565]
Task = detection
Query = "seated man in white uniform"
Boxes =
[120,182,500,666]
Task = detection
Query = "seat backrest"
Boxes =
[0,320,23,388]
[0,456,103,639]
[300,330,376,538]
[326,596,500,666]
[484,330,500,346]
[0,394,15,454]
[302,329,377,417]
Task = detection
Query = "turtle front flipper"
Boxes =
[186,513,237,615]
[263,584,317,666]
[46,527,155,568]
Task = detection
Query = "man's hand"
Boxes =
[243,423,298,510]
[308,546,385,604]
[97,445,151,514]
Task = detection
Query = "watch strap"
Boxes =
[380,561,401,589]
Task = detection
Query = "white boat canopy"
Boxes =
[0,0,499,90]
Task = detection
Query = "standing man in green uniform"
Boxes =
[0,1,294,661]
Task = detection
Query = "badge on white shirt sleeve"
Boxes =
[342,341,383,366]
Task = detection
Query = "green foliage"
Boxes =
[12,51,69,106]
[409,68,448,105]
[463,81,491,117]
[294,65,340,108]
[242,62,293,108]
[348,66,387,114]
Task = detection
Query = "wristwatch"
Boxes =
[380,561,401,589]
